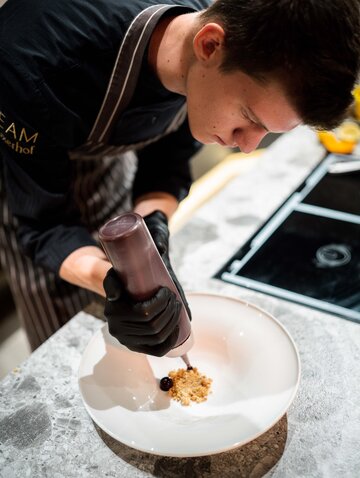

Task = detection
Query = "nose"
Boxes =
[233,126,268,153]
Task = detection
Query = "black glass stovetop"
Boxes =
[215,154,360,323]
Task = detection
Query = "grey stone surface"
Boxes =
[1,127,359,477]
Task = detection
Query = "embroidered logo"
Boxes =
[0,110,39,155]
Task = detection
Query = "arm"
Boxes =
[61,117,201,297]
[61,119,200,356]
[59,191,178,296]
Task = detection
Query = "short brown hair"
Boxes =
[201,0,360,129]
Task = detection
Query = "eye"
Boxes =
[241,107,255,124]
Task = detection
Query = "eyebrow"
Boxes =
[247,107,270,132]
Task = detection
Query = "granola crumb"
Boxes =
[167,367,212,406]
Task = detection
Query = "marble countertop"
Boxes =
[1,127,359,477]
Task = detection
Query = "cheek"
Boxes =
[186,94,207,128]
[186,107,204,142]
[188,95,218,127]
[186,84,234,139]
[186,71,223,123]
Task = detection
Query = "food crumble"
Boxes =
[160,367,212,406]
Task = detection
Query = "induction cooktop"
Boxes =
[215,154,360,323]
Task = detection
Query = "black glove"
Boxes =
[143,210,192,320]
[104,268,181,356]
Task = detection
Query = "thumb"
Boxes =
[103,268,123,301]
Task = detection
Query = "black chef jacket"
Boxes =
[0,0,209,273]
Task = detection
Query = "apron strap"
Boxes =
[86,4,183,146]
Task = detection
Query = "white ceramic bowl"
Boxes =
[78,292,300,457]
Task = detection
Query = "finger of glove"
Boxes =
[149,227,168,256]
[110,291,178,336]
[144,213,169,255]
[127,320,180,357]
[105,285,174,324]
[156,250,191,320]
[103,268,124,301]
[143,213,189,316]
[119,299,181,347]
[159,249,171,270]
[130,286,175,322]
[166,267,192,321]
[143,210,169,230]
[106,287,178,342]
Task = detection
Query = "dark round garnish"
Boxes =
[160,376,173,391]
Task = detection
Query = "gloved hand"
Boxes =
[143,210,192,320]
[104,268,181,356]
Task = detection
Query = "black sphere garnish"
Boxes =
[160,376,173,391]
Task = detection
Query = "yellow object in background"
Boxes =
[353,85,360,120]
[317,130,356,154]
[317,85,360,154]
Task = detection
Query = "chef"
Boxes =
[0,0,359,354]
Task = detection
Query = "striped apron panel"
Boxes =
[0,4,187,350]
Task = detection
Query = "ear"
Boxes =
[192,23,225,67]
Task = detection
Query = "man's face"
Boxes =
[185,66,301,153]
